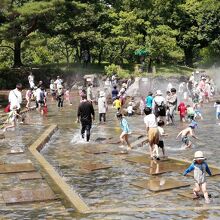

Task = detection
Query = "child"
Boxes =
[113,96,121,112]
[157,120,168,157]
[145,92,153,108]
[65,88,72,105]
[176,122,198,148]
[166,106,172,125]
[98,91,108,123]
[25,88,33,108]
[178,102,187,122]
[186,105,195,122]
[127,102,134,117]
[214,100,220,120]
[3,106,21,132]
[116,113,132,150]
[183,151,212,203]
[194,103,203,120]
[139,96,145,115]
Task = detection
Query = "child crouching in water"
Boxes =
[116,113,132,150]
[183,151,212,203]
[176,121,198,148]
[2,106,22,132]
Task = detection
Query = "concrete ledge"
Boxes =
[29,124,90,213]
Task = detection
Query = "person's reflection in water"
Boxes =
[150,160,160,174]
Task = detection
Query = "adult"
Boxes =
[50,80,56,101]
[167,82,173,92]
[54,76,63,89]
[77,95,95,142]
[28,72,35,89]
[166,88,178,124]
[36,86,46,114]
[57,83,64,108]
[144,107,159,159]
[8,83,22,111]
[87,83,93,102]
[111,86,119,101]
[152,90,166,121]
[98,91,108,123]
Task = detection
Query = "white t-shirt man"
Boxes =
[144,113,158,128]
[8,88,22,110]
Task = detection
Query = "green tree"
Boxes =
[0,0,60,67]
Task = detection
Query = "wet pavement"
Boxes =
[0,93,220,219]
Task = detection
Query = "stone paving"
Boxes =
[0,97,220,219]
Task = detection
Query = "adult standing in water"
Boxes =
[28,72,35,89]
[8,83,23,112]
[77,94,95,142]
[166,88,178,124]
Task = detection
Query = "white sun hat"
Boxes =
[156,90,163,95]
[194,151,206,161]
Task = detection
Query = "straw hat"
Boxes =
[194,151,206,161]
[156,90,162,95]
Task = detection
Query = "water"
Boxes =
[1,90,220,219]
[42,97,220,219]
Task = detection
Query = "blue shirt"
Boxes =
[146,95,153,108]
[120,118,130,133]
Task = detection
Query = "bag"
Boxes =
[4,103,10,113]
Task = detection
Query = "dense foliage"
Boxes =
[0,0,219,69]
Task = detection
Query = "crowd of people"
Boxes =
[1,70,218,203]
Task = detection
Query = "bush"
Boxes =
[104,64,130,78]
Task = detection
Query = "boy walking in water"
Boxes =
[176,122,198,148]
[157,120,168,157]
[183,151,212,203]
[116,113,132,150]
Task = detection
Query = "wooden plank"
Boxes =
[131,178,190,192]
[2,188,56,204]
[0,163,35,174]
[18,172,42,180]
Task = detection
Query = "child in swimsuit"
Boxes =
[176,122,198,148]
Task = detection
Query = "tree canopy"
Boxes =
[0,0,219,68]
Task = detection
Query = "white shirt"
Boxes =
[144,114,157,128]
[98,97,107,113]
[214,103,220,113]
[127,106,133,114]
[36,88,41,101]
[50,83,55,91]
[158,126,165,140]
[153,96,165,109]
[55,79,63,86]
[8,88,22,110]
